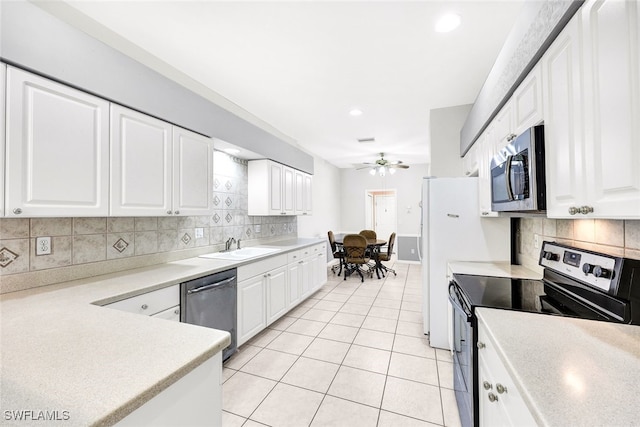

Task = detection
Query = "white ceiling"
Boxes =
[63,0,525,169]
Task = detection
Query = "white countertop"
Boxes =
[0,238,323,426]
[448,261,542,280]
[477,308,640,426]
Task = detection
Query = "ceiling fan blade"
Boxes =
[389,164,410,169]
[355,165,375,170]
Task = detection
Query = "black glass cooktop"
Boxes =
[452,274,546,313]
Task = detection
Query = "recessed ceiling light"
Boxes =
[349,109,363,116]
[224,148,240,155]
[435,13,461,33]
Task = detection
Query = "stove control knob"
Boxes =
[593,266,611,279]
[582,263,594,275]
[542,251,559,261]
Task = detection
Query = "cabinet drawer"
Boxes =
[106,285,179,316]
[237,254,287,281]
[151,305,181,321]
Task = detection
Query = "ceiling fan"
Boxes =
[356,152,410,176]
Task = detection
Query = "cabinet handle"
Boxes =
[141,304,148,310]
[13,208,22,215]
[507,133,517,142]
[481,211,489,216]
[174,309,180,315]
[579,206,594,215]
[568,206,579,215]
[496,383,507,394]
[298,261,303,264]
[267,273,271,277]
[174,210,180,215]
[488,392,499,403]
[477,341,486,349]
[483,381,493,390]
[167,210,173,215]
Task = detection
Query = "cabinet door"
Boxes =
[512,64,543,134]
[582,0,640,218]
[303,174,313,215]
[5,67,109,217]
[0,64,5,217]
[299,257,312,299]
[491,101,514,148]
[110,105,172,216]
[268,161,284,215]
[288,262,302,308]
[237,275,266,346]
[266,266,288,324]
[282,166,295,214]
[477,128,499,217]
[542,15,586,218]
[294,170,305,215]
[314,248,327,292]
[172,127,213,215]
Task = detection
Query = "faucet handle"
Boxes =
[237,239,241,250]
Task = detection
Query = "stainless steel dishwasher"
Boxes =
[180,268,237,361]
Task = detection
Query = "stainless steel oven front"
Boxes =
[449,281,474,427]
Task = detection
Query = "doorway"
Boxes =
[364,189,397,239]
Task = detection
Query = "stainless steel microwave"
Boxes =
[490,125,546,212]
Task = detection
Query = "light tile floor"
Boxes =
[222,262,462,427]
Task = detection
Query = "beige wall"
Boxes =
[516,218,640,273]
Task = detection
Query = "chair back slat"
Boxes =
[343,234,369,264]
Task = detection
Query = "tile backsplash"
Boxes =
[0,153,297,294]
[517,218,640,272]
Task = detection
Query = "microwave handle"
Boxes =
[505,155,515,201]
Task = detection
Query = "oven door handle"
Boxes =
[505,154,515,201]
[449,282,472,319]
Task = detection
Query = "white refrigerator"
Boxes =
[421,177,510,349]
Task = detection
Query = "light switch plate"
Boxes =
[36,237,52,255]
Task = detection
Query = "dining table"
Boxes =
[335,236,387,280]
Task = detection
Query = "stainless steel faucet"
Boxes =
[237,239,241,250]
[225,237,236,251]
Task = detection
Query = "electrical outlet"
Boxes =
[411,249,415,254]
[36,237,52,255]
[195,228,204,239]
[255,224,261,233]
[534,234,540,249]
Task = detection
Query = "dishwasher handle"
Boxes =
[186,276,236,295]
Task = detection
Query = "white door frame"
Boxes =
[364,189,397,237]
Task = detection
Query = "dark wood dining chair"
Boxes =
[377,232,397,276]
[327,231,344,276]
[359,229,377,240]
[342,234,370,282]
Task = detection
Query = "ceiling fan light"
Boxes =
[389,167,396,175]
[369,168,377,176]
[379,166,386,177]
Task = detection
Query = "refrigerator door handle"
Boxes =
[447,213,460,218]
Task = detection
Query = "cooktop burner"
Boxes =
[452,274,545,313]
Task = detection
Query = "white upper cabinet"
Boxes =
[544,0,640,218]
[248,159,311,216]
[477,126,500,217]
[110,105,173,216]
[110,105,213,216]
[5,67,110,217]
[0,64,5,217]
[581,0,640,218]
[512,64,544,135]
[172,127,213,215]
[542,14,586,218]
[303,173,313,215]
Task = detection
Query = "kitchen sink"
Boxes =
[198,247,281,261]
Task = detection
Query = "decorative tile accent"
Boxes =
[213,213,221,224]
[225,180,233,190]
[226,213,233,224]
[213,195,221,206]
[113,238,129,253]
[214,178,221,189]
[0,247,19,268]
[225,196,233,207]
[181,233,192,245]
[246,228,252,237]
[271,225,276,235]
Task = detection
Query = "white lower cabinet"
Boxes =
[265,266,288,324]
[106,285,179,317]
[237,274,267,346]
[477,316,536,426]
[151,305,181,321]
[116,352,222,426]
